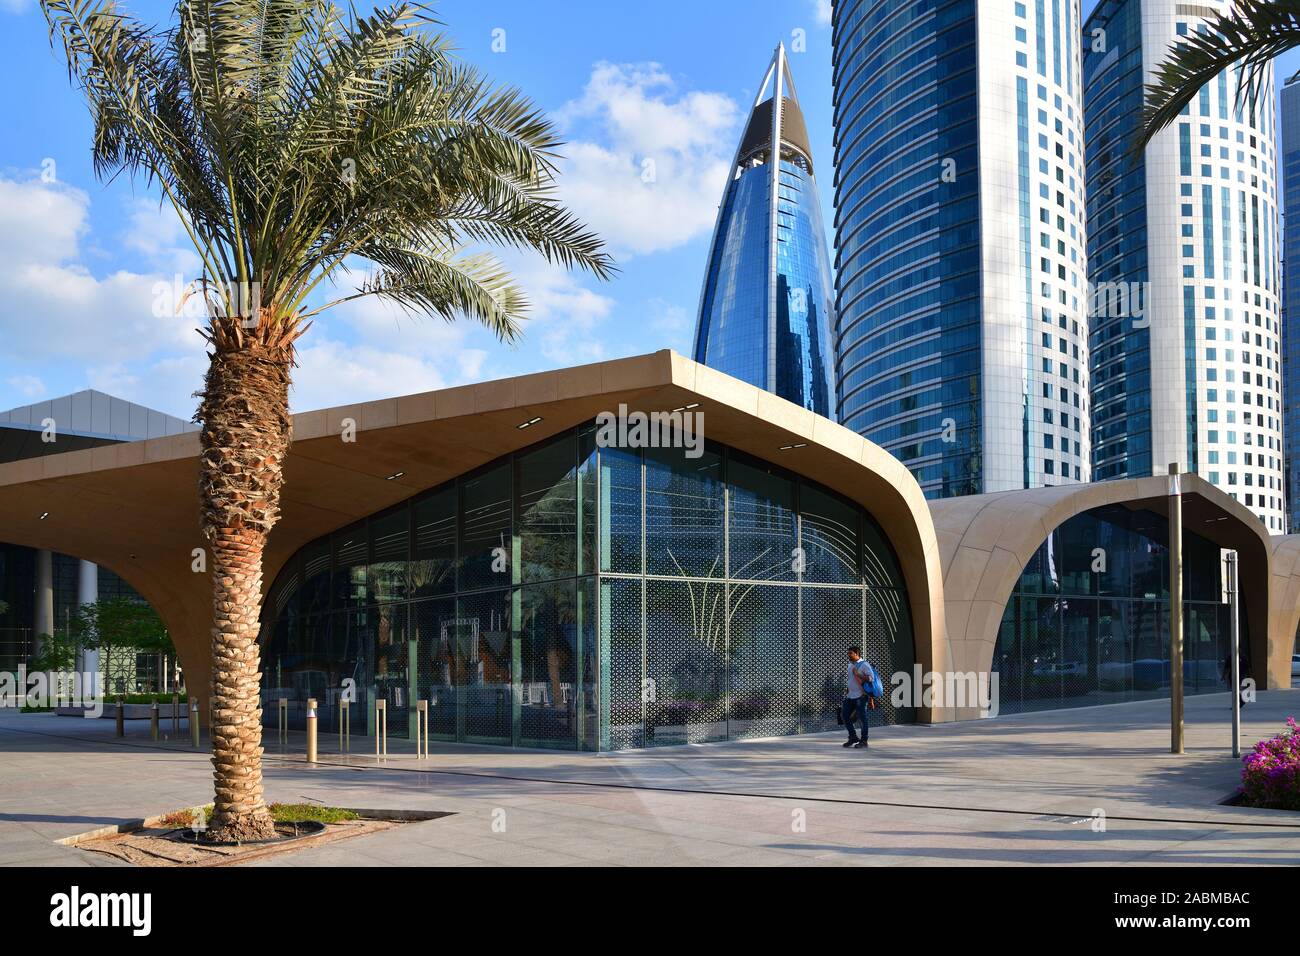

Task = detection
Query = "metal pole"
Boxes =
[306,697,318,763]
[190,697,200,748]
[375,698,387,758]
[150,701,159,741]
[339,698,350,753]
[416,700,428,759]
[1227,552,1241,758]
[115,694,125,738]
[171,691,179,737]
[1169,463,1184,755]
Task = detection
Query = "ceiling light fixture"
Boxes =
[671,403,701,413]
[517,416,542,429]
[38,512,49,520]
[386,471,405,481]
[778,443,807,451]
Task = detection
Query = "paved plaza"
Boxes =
[2,685,1299,867]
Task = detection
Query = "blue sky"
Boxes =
[0,0,835,418]
[0,0,1295,419]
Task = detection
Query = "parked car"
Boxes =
[1291,654,1300,678]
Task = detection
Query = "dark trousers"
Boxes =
[842,696,870,742]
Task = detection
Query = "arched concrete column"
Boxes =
[1268,534,1300,681]
[33,549,53,657]
[76,559,98,684]
[929,473,1280,721]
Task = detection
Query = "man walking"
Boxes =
[842,645,877,749]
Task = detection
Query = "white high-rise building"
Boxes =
[832,0,1090,497]
[1084,0,1284,531]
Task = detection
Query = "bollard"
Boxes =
[415,700,428,759]
[306,698,318,763]
[374,698,387,758]
[171,691,180,737]
[277,697,288,745]
[339,698,350,754]
[115,694,125,738]
[190,698,200,748]
[150,701,159,741]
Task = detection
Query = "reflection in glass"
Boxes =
[516,434,578,583]
[992,506,1232,714]
[645,444,724,578]
[260,424,915,751]
[459,463,511,592]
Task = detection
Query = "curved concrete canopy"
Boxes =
[1269,534,1300,661]
[0,350,947,723]
[929,474,1288,720]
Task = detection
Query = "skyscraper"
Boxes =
[1282,77,1300,533]
[832,0,1090,498]
[1084,0,1284,532]
[693,43,835,418]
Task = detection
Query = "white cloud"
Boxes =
[86,354,206,420]
[0,177,87,266]
[507,255,616,364]
[122,198,203,276]
[301,252,619,401]
[0,176,624,418]
[5,375,45,400]
[0,178,201,367]
[812,0,833,28]
[553,62,738,258]
[289,338,453,412]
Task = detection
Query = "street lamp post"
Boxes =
[1226,551,1241,758]
[1169,463,1184,755]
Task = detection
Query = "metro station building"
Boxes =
[0,353,1294,749]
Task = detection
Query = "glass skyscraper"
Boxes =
[693,43,835,418]
[832,0,1090,497]
[1282,77,1300,533]
[1084,0,1284,532]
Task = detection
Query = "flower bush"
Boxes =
[1239,717,1300,811]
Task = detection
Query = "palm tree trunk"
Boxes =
[197,329,293,843]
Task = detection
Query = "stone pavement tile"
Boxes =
[253,846,395,867]
[702,844,819,867]
[1123,833,1300,866]
[446,841,590,867]
[6,688,1300,867]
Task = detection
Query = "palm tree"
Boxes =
[43,0,613,842]
[1139,0,1300,147]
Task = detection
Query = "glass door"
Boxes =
[456,590,513,744]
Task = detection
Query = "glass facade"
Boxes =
[834,0,1090,496]
[1085,0,1151,482]
[1085,0,1285,532]
[260,425,915,751]
[833,0,983,497]
[1282,79,1300,532]
[694,48,835,418]
[993,505,1236,714]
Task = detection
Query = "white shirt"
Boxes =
[846,660,870,699]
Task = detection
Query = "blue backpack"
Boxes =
[856,661,884,699]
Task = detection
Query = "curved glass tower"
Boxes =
[693,44,835,418]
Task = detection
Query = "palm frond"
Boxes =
[354,245,528,343]
[41,0,614,344]
[1140,0,1300,148]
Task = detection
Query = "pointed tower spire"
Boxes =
[692,45,833,418]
